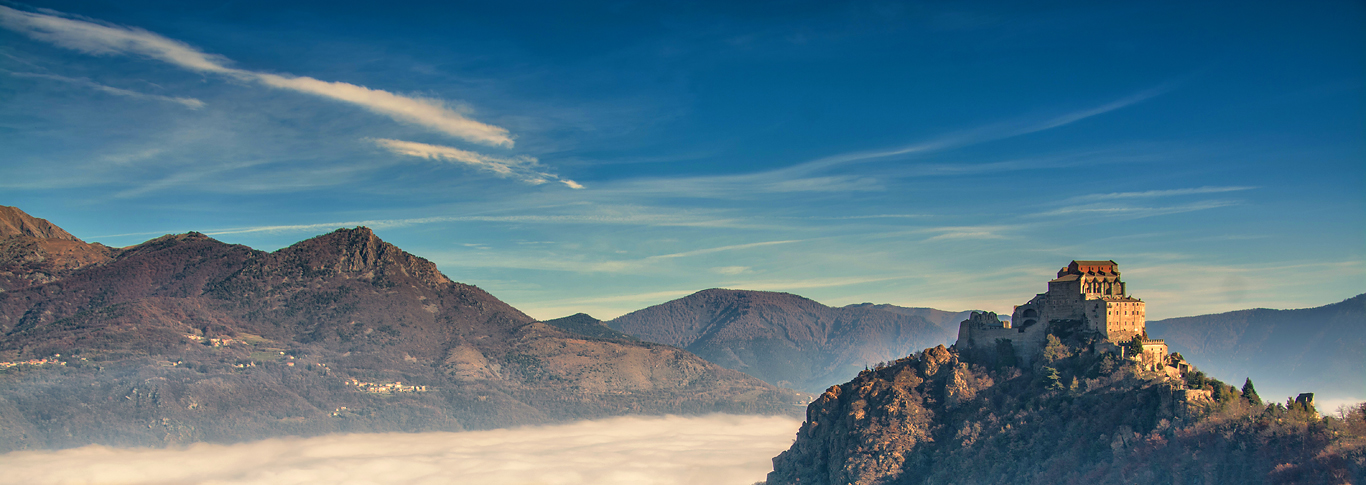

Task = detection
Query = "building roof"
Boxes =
[1049,274,1081,283]
[1073,260,1117,267]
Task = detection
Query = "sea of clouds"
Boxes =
[0,414,802,485]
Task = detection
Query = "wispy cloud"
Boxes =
[259,76,512,147]
[436,239,808,276]
[587,91,1175,201]
[710,266,751,275]
[0,5,512,146]
[925,230,1007,241]
[770,86,1174,178]
[0,6,235,73]
[721,275,913,291]
[1033,200,1237,218]
[89,207,754,241]
[804,214,933,220]
[1070,186,1257,201]
[896,224,1021,242]
[371,138,582,188]
[646,240,800,259]
[7,70,204,108]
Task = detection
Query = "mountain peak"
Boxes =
[0,206,81,241]
[264,226,452,287]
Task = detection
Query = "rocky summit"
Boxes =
[0,209,800,452]
[766,338,1365,485]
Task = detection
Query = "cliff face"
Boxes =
[0,214,800,452]
[608,289,952,392]
[767,340,1366,485]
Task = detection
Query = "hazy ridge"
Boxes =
[1147,294,1366,403]
[607,289,955,393]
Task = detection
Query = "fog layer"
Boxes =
[0,414,802,485]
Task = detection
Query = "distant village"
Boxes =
[347,378,428,394]
[0,356,64,369]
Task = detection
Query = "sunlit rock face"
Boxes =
[0,205,115,290]
[766,340,1366,485]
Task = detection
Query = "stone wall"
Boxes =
[956,311,1049,366]
[1104,300,1146,341]
[1043,279,1086,322]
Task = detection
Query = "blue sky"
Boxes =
[1,0,1362,320]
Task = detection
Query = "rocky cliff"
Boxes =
[766,336,1365,484]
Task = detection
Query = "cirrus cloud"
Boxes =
[372,138,583,188]
[0,5,513,147]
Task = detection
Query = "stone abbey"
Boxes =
[955,260,1167,365]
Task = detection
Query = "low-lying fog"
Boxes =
[0,414,802,485]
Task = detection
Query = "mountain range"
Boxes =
[4,203,1362,468]
[0,206,798,451]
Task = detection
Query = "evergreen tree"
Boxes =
[1242,378,1263,406]
[1126,335,1144,357]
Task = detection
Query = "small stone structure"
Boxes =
[956,260,1162,365]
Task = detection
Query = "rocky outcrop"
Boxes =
[767,345,975,485]
[0,206,82,240]
[767,340,1365,484]
[0,207,115,291]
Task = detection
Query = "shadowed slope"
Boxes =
[842,303,977,330]
[542,313,638,341]
[608,289,951,393]
[1147,294,1366,402]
